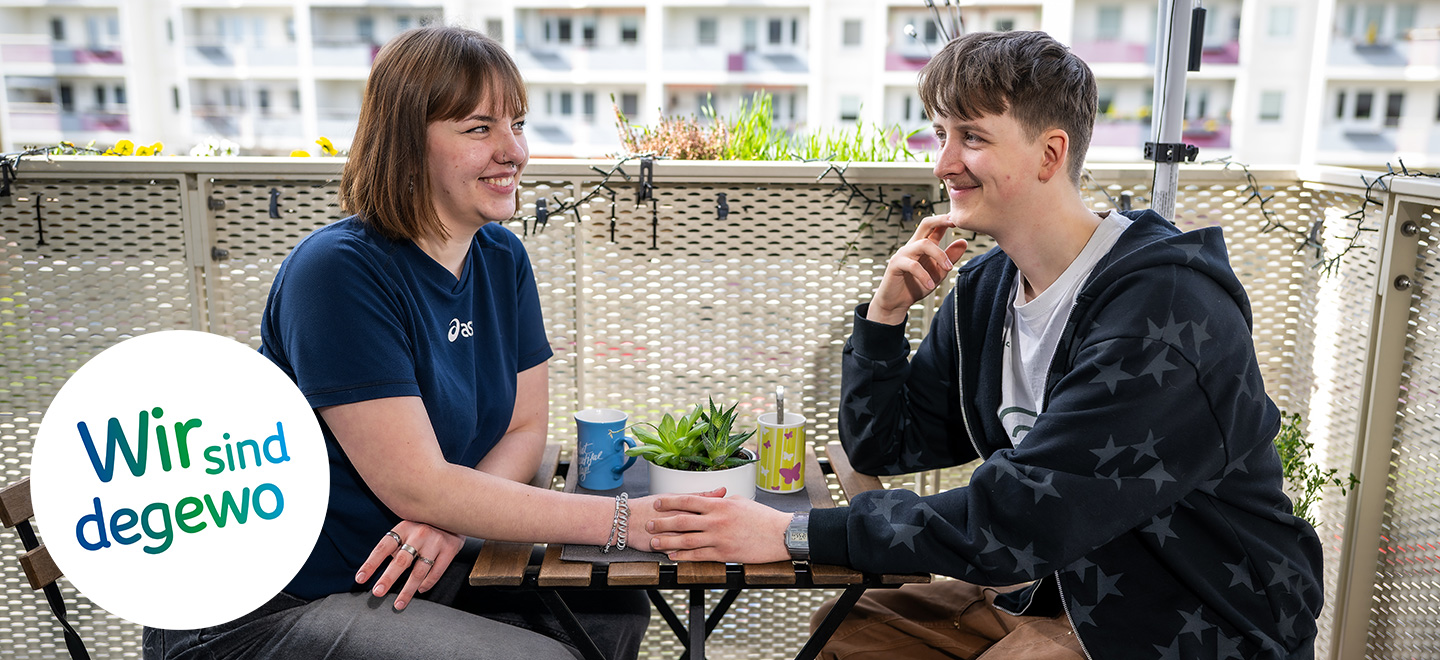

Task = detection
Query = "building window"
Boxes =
[1395,5,1417,38]
[840,95,861,122]
[486,19,503,41]
[286,18,295,41]
[1335,90,1347,119]
[560,91,573,116]
[1259,91,1284,121]
[95,85,106,108]
[1361,5,1384,41]
[995,19,1016,32]
[557,18,573,44]
[904,96,913,121]
[743,18,758,51]
[50,17,65,42]
[621,92,639,117]
[582,20,596,47]
[791,19,799,44]
[696,93,709,114]
[291,89,300,111]
[167,18,174,43]
[357,17,375,44]
[769,18,783,45]
[698,18,718,46]
[1354,91,1374,120]
[258,88,270,114]
[923,19,939,43]
[842,19,861,47]
[1268,6,1294,39]
[789,93,797,121]
[545,91,554,115]
[583,91,595,119]
[620,18,639,44]
[172,85,180,111]
[59,84,74,112]
[1385,92,1404,127]
[1097,6,1123,40]
[115,85,126,106]
[1097,88,1115,115]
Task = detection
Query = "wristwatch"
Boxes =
[784,512,810,561]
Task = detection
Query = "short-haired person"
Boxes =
[142,26,665,660]
[646,30,1323,659]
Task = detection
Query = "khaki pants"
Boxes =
[810,581,1085,660]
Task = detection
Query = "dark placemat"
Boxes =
[561,461,811,565]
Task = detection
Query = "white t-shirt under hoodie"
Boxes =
[1000,211,1133,446]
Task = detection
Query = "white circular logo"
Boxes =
[30,331,328,629]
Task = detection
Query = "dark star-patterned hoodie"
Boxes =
[813,210,1324,660]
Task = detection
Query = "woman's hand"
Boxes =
[643,490,794,564]
[355,520,463,611]
[867,214,969,325]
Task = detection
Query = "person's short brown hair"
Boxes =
[340,26,527,242]
[918,31,1097,185]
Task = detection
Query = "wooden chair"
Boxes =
[0,477,92,660]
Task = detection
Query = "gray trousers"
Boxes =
[142,539,650,660]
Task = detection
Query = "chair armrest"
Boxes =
[825,441,884,502]
[0,478,33,528]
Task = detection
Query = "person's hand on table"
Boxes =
[867,214,969,326]
[643,488,793,564]
[355,520,463,611]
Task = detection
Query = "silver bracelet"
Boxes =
[603,492,630,553]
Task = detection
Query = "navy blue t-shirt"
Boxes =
[258,217,553,599]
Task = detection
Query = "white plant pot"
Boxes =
[646,449,757,500]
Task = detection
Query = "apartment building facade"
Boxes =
[0,0,1435,168]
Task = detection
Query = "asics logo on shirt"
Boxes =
[448,318,474,342]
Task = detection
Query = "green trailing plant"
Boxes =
[1274,411,1358,527]
[625,398,757,472]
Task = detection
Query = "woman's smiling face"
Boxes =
[425,99,528,232]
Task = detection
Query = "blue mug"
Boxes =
[575,409,638,491]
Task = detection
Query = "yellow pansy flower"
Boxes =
[316,137,338,156]
[113,139,135,156]
[291,149,312,157]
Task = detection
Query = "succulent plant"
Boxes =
[625,397,757,472]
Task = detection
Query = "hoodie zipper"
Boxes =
[1056,575,1096,660]
[958,266,1095,659]
[952,285,984,459]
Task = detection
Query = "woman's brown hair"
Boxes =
[339,26,528,242]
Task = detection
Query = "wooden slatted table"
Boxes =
[470,443,929,660]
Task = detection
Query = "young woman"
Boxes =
[143,26,661,660]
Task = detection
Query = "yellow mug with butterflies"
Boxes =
[756,412,806,493]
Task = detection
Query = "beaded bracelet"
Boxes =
[602,492,630,554]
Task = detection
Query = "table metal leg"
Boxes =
[703,589,741,637]
[648,590,690,647]
[793,586,865,660]
[537,591,608,660]
[689,588,705,660]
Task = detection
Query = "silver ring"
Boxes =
[397,543,418,559]
[385,531,403,547]
[417,556,435,567]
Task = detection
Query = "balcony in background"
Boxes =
[184,37,298,69]
[661,50,807,74]
[0,34,124,66]
[311,38,379,68]
[514,46,646,73]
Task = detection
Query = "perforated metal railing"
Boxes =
[0,157,1426,660]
